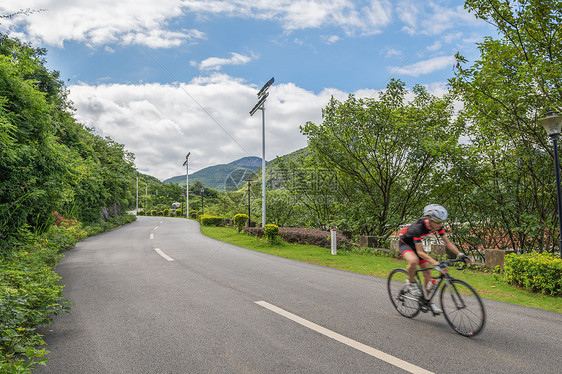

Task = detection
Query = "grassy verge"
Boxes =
[201,225,561,314]
[0,214,137,373]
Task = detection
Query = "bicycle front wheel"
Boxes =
[387,268,421,318]
[440,279,486,337]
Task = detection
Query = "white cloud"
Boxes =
[0,0,205,48]
[325,35,341,44]
[67,74,353,180]
[388,55,455,77]
[384,48,402,58]
[427,41,441,52]
[396,1,481,36]
[182,0,393,35]
[192,52,253,71]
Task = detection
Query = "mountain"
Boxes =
[164,150,310,192]
[164,156,262,191]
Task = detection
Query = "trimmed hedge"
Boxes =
[504,252,562,296]
[244,226,351,249]
[279,227,351,249]
[200,214,224,226]
[244,227,263,237]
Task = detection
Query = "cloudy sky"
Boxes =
[1,1,494,180]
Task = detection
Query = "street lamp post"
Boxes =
[250,77,274,227]
[539,110,562,258]
[183,153,190,218]
[200,187,205,215]
[246,179,251,227]
[136,172,139,213]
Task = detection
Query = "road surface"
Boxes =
[35,216,561,373]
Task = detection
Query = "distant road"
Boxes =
[36,217,561,373]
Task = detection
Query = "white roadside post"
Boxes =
[331,228,337,255]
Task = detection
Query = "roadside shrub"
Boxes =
[162,209,169,217]
[200,214,224,226]
[190,210,199,219]
[504,252,562,296]
[244,227,263,238]
[233,214,249,232]
[279,227,351,249]
[264,224,279,244]
[137,210,145,216]
[175,209,182,217]
[151,210,157,216]
[0,239,70,372]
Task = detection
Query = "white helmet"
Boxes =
[423,204,448,221]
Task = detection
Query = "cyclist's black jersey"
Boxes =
[399,217,445,249]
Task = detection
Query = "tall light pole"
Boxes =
[539,111,562,258]
[136,172,139,213]
[200,187,205,215]
[250,77,274,227]
[246,179,251,227]
[183,152,190,218]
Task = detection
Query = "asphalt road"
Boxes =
[35,216,561,373]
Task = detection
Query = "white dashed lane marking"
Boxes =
[255,301,434,374]
[154,248,174,262]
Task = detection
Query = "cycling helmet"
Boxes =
[423,204,448,222]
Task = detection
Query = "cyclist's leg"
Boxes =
[400,244,419,283]
[419,261,432,296]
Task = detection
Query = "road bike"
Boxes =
[387,258,486,337]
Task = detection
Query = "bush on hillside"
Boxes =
[233,214,249,232]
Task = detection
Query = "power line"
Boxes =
[141,47,251,155]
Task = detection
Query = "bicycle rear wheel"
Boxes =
[440,279,486,337]
[387,268,421,318]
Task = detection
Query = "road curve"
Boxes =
[35,216,562,373]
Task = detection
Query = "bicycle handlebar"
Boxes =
[432,258,469,271]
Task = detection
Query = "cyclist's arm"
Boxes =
[442,234,474,264]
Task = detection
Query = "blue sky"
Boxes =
[1,1,494,180]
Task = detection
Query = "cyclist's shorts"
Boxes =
[398,239,427,265]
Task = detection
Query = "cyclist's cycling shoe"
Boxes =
[430,303,443,315]
[406,280,422,297]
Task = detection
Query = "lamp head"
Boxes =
[539,111,562,137]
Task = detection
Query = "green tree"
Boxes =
[0,40,69,245]
[301,80,462,245]
[449,0,562,252]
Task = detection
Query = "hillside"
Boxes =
[163,150,309,192]
[164,156,262,191]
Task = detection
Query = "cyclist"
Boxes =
[398,204,472,314]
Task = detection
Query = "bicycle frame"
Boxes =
[412,259,467,314]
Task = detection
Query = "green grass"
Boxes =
[200,225,562,313]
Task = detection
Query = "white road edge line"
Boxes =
[150,233,154,239]
[154,248,174,262]
[255,301,434,374]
